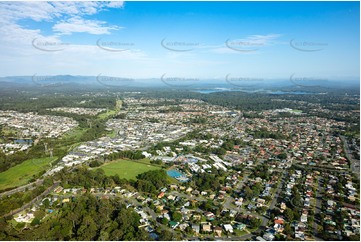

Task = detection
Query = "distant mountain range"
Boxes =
[0,75,359,91]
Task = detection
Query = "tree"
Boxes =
[277,153,287,160]
[30,217,41,226]
[172,211,183,222]
[244,186,253,200]
[275,233,286,241]
[256,206,267,214]
[283,223,292,236]
[0,194,149,240]
[150,159,162,165]
[158,229,173,240]
[213,148,226,156]
[136,170,168,191]
[43,198,50,208]
[34,210,45,220]
[249,217,261,229]
[284,208,294,222]
[161,217,169,225]
[89,160,101,167]
[348,235,360,241]
[292,188,302,208]
[136,179,156,194]
[98,230,110,241]
[77,215,97,240]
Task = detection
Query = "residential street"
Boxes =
[313,176,323,237]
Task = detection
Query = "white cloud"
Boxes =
[244,34,281,45]
[1,22,41,43]
[0,1,124,21]
[53,17,120,35]
[0,1,124,35]
[0,2,56,22]
[0,1,125,51]
[226,34,281,47]
[0,1,148,76]
[106,1,125,8]
[209,34,281,54]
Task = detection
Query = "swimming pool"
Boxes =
[167,169,183,177]
[167,169,189,182]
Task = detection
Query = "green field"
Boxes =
[97,158,161,180]
[107,130,118,138]
[98,110,117,119]
[0,157,57,190]
[61,127,87,141]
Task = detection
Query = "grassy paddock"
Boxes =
[0,157,57,190]
[61,127,87,141]
[98,110,117,119]
[97,158,161,180]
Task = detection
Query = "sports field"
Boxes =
[97,158,161,180]
[0,157,57,190]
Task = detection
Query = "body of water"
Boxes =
[167,169,189,182]
[14,139,33,144]
[268,91,312,95]
[193,88,233,94]
[194,89,315,95]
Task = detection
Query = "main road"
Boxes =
[340,135,360,179]
[0,179,44,198]
[1,182,60,218]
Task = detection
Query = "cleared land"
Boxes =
[98,110,117,119]
[116,100,123,111]
[97,158,161,180]
[61,127,87,140]
[0,157,56,190]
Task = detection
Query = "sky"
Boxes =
[0,1,359,83]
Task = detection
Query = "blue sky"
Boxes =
[0,1,359,83]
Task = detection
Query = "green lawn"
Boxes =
[107,130,118,138]
[97,158,161,180]
[61,127,87,141]
[0,157,57,190]
[234,229,249,236]
[98,110,117,119]
[116,100,123,111]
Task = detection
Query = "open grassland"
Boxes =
[97,158,161,180]
[0,157,57,190]
[98,110,117,119]
[61,127,87,141]
[116,100,123,111]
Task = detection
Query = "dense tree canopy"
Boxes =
[0,194,149,241]
[135,170,168,194]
